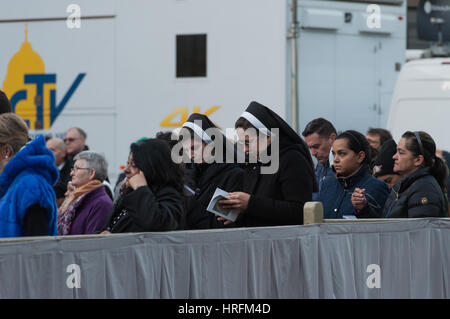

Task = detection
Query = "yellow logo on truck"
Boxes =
[2,24,85,129]
[160,106,220,127]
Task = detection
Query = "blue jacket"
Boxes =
[313,158,335,201]
[319,166,389,219]
[0,135,59,237]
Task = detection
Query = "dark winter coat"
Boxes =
[236,145,315,226]
[232,101,317,227]
[53,156,72,199]
[104,185,185,233]
[382,167,447,218]
[185,162,243,229]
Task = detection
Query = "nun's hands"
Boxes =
[219,192,250,211]
[127,171,147,190]
[351,188,367,211]
[216,192,250,225]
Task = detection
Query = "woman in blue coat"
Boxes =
[319,130,389,219]
[0,113,59,237]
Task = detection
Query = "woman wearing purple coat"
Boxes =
[57,151,113,235]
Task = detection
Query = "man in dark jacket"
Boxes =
[302,118,337,200]
[179,113,244,229]
[46,137,72,204]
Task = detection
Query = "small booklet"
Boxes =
[206,188,240,222]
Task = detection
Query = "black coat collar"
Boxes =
[336,166,368,189]
[394,167,431,194]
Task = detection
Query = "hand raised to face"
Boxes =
[127,171,148,190]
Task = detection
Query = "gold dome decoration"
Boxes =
[2,24,54,129]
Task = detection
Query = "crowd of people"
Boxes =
[0,90,448,238]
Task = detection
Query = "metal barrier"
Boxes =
[303,201,418,224]
[0,216,449,298]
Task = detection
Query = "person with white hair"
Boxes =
[58,151,113,235]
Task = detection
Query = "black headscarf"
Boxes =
[241,101,317,190]
[182,113,245,163]
[372,139,398,177]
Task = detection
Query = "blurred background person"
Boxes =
[302,117,337,200]
[64,127,89,161]
[102,139,185,233]
[371,139,401,189]
[46,137,71,206]
[366,128,392,151]
[436,148,450,203]
[0,90,12,114]
[58,151,113,235]
[382,131,448,218]
[0,113,58,237]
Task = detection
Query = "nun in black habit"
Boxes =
[218,101,317,226]
[179,113,244,229]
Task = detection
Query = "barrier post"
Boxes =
[303,201,324,225]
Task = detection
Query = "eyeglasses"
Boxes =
[126,161,137,169]
[64,137,79,143]
[71,166,91,173]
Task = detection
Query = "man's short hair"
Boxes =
[47,137,66,152]
[0,90,12,114]
[366,128,392,146]
[302,118,337,138]
[69,127,87,140]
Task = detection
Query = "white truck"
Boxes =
[387,58,450,150]
[0,0,406,182]
[387,0,450,150]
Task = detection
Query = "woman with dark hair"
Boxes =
[102,139,185,233]
[218,101,317,226]
[382,131,448,218]
[319,130,390,219]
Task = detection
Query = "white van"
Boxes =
[387,58,450,151]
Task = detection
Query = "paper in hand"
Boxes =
[206,188,240,222]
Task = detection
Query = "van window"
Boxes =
[176,34,207,78]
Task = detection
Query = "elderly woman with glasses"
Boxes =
[57,151,113,235]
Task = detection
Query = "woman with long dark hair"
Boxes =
[319,130,390,219]
[102,138,185,233]
[382,131,448,218]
